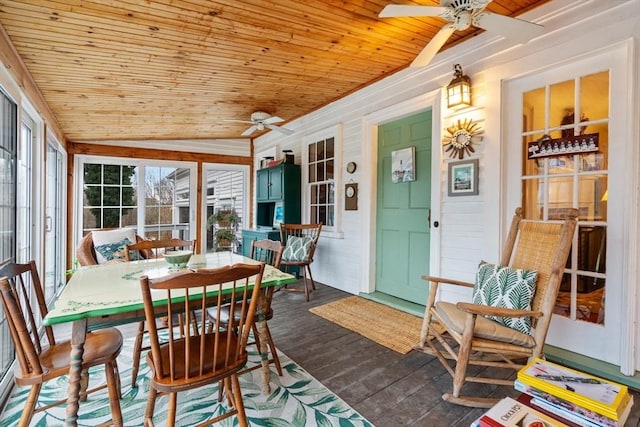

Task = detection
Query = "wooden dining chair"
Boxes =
[0,260,123,426]
[123,237,196,387]
[415,207,579,408]
[207,239,285,377]
[139,262,265,427]
[279,223,323,301]
[123,237,195,262]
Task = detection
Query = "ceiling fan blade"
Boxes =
[379,5,447,18]
[410,26,455,67]
[474,12,544,44]
[224,119,253,124]
[241,125,258,136]
[263,116,284,125]
[266,124,294,136]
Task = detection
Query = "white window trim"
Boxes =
[302,124,343,238]
[73,155,198,250]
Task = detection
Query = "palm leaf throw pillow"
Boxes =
[282,236,314,262]
[472,261,538,334]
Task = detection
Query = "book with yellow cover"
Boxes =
[517,358,629,421]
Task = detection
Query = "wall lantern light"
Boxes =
[446,64,472,109]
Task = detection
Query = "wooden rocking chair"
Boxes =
[415,207,578,408]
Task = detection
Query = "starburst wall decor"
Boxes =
[443,118,483,159]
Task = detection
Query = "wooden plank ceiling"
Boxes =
[0,0,550,142]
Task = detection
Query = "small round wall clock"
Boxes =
[443,118,483,159]
[346,161,357,174]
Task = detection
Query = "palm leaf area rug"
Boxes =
[0,335,373,427]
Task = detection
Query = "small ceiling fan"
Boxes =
[224,111,294,136]
[379,0,545,67]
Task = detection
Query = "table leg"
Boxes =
[255,292,271,395]
[65,318,87,427]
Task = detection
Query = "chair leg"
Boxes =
[301,266,310,301]
[264,323,283,376]
[306,264,316,290]
[217,380,225,402]
[144,385,157,425]
[167,392,177,427]
[231,374,248,427]
[18,384,41,427]
[105,361,123,425]
[131,320,146,387]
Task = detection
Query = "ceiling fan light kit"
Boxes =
[446,64,472,109]
[379,0,544,68]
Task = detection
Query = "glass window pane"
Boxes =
[326,159,334,180]
[316,162,325,181]
[522,87,545,132]
[103,187,120,206]
[308,164,316,183]
[578,175,606,221]
[122,207,137,227]
[581,71,609,122]
[84,163,101,184]
[550,80,575,133]
[84,185,101,206]
[319,184,327,204]
[103,208,121,228]
[326,137,335,159]
[310,184,317,204]
[317,140,325,161]
[103,164,120,185]
[319,206,327,225]
[308,143,317,163]
[522,178,542,219]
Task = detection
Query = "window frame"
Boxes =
[74,155,198,253]
[302,125,342,236]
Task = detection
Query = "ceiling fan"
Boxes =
[379,0,545,67]
[224,111,294,136]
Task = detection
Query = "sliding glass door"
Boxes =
[44,137,66,301]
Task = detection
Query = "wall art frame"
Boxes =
[448,159,479,196]
[391,146,415,183]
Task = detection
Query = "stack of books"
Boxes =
[472,358,633,427]
[472,396,570,426]
[515,358,633,427]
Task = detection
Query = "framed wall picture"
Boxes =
[448,159,479,196]
[391,147,415,183]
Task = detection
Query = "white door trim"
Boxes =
[360,89,442,294]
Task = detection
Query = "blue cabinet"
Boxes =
[241,229,280,258]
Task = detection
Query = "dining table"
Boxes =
[43,251,296,427]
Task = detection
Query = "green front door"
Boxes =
[375,110,432,305]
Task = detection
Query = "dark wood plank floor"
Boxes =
[268,280,640,427]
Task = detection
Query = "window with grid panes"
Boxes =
[308,137,335,228]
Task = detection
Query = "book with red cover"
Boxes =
[479,396,570,427]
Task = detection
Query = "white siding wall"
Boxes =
[253,0,640,304]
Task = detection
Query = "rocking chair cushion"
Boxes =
[435,301,536,348]
[472,262,538,334]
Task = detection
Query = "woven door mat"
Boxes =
[310,295,435,354]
